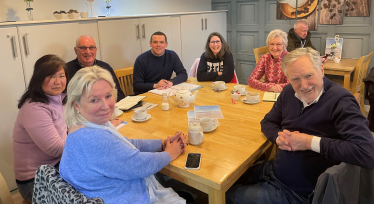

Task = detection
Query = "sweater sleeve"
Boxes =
[248,54,274,91]
[320,97,374,170]
[215,52,235,83]
[129,139,162,152]
[22,104,66,157]
[260,93,284,144]
[133,57,155,94]
[171,53,188,85]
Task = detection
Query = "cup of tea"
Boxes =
[234,85,245,94]
[200,117,213,131]
[246,92,260,103]
[133,109,147,120]
[115,106,120,116]
[212,81,225,90]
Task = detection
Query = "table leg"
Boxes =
[208,188,225,204]
[344,74,351,90]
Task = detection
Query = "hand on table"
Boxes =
[277,129,313,151]
[162,131,187,151]
[164,133,186,161]
[321,56,328,63]
[110,118,123,127]
[269,84,283,93]
[155,79,173,90]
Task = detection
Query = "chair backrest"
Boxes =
[351,52,373,94]
[354,82,366,116]
[189,58,200,77]
[0,172,14,204]
[32,165,104,204]
[253,46,269,64]
[312,162,361,204]
[115,67,134,96]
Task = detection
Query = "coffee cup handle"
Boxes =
[199,132,204,143]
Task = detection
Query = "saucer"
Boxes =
[203,124,217,132]
[132,114,151,122]
[115,110,123,117]
[212,86,227,91]
[241,98,260,105]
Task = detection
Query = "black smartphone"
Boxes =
[185,153,201,170]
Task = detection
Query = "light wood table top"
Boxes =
[117,78,275,204]
[323,59,358,90]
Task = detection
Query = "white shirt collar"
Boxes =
[295,86,325,108]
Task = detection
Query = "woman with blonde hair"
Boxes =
[60,66,189,204]
[248,29,289,92]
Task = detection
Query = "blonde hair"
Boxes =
[281,47,322,76]
[266,29,288,51]
[64,66,117,128]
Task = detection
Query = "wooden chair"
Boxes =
[354,82,366,116]
[114,67,134,96]
[253,46,269,64]
[0,172,15,204]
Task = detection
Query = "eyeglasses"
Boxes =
[210,40,221,44]
[77,46,97,51]
[269,43,283,47]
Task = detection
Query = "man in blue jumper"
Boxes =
[226,47,374,204]
[133,31,188,95]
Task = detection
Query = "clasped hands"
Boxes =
[154,79,173,90]
[162,131,187,160]
[276,129,313,151]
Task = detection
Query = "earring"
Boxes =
[77,110,80,114]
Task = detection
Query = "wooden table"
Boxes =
[323,59,358,90]
[117,78,275,204]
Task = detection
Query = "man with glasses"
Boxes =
[66,35,125,101]
[133,31,187,95]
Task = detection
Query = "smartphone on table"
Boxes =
[185,153,201,170]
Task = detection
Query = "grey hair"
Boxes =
[281,47,322,76]
[294,20,309,29]
[64,66,117,128]
[75,35,95,47]
[266,29,288,51]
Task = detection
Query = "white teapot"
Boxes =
[188,122,204,145]
[169,89,198,108]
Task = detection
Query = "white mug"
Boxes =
[212,81,225,90]
[133,109,147,120]
[188,130,204,146]
[115,105,120,116]
[246,92,260,103]
[200,117,213,131]
[234,85,245,94]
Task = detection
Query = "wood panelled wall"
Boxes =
[212,0,374,84]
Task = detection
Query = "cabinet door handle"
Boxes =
[136,24,140,39]
[23,33,30,56]
[201,18,204,30]
[142,24,145,39]
[10,36,18,58]
[205,18,207,30]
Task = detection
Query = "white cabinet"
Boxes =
[98,16,173,70]
[17,23,80,85]
[181,12,226,74]
[0,27,27,190]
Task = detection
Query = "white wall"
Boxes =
[0,0,212,22]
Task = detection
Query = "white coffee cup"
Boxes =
[212,81,225,90]
[80,12,88,18]
[234,85,245,94]
[334,58,341,63]
[133,109,147,120]
[115,105,120,116]
[246,92,260,103]
[200,117,213,131]
[231,93,241,101]
[287,0,308,8]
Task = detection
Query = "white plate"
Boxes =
[212,86,227,91]
[241,98,260,105]
[203,124,217,132]
[115,110,123,117]
[132,114,151,122]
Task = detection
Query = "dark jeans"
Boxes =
[226,161,309,204]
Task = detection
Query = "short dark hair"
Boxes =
[204,32,231,61]
[18,54,69,108]
[150,31,167,42]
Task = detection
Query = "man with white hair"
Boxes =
[226,47,374,204]
[66,35,125,101]
[287,20,316,52]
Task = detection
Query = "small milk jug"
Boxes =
[188,122,204,145]
[161,93,169,111]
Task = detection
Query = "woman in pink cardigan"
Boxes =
[12,55,68,203]
[248,29,289,92]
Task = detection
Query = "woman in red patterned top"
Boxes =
[248,29,289,92]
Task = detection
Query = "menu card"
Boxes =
[262,92,279,102]
[194,105,224,119]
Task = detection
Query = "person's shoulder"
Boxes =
[165,49,178,57]
[68,127,113,141]
[66,58,77,68]
[136,50,152,60]
[324,78,352,98]
[95,59,112,68]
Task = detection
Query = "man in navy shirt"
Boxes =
[226,48,374,204]
[133,31,187,95]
